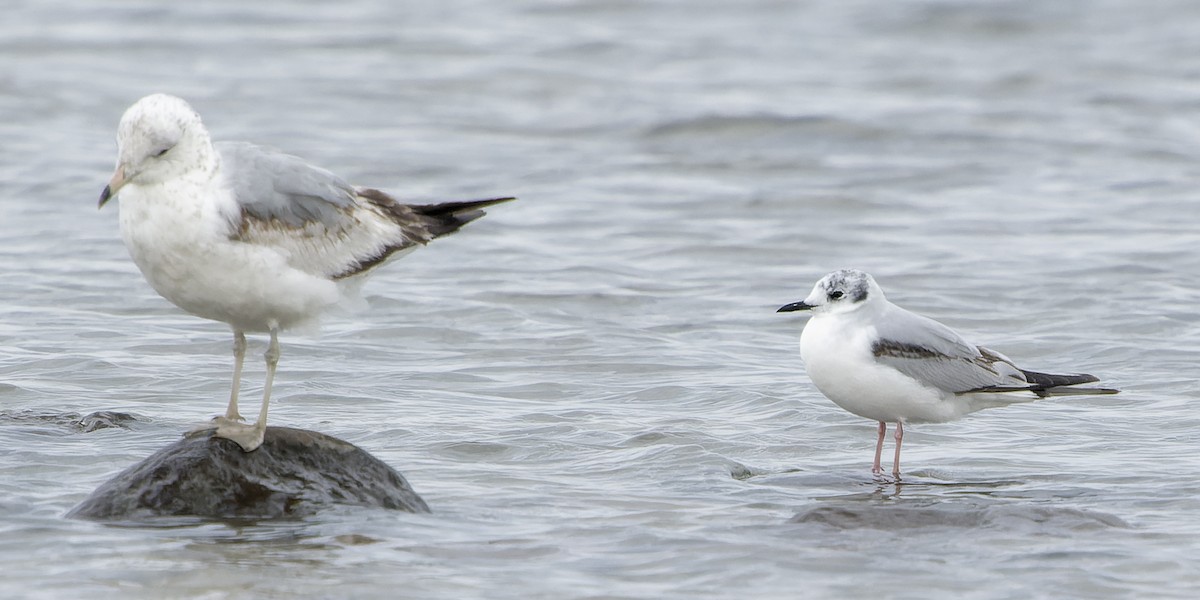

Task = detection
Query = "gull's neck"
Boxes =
[119,140,231,242]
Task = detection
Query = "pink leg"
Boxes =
[872,422,886,475]
[892,421,904,479]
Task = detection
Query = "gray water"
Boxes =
[2,0,1199,598]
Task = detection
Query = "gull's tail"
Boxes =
[1019,370,1120,397]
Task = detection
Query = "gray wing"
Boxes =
[871,305,1031,394]
[216,141,357,228]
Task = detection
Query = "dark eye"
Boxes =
[829,290,844,300]
[154,147,170,157]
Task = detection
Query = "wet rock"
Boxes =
[68,426,429,520]
[791,504,988,529]
[790,503,1128,531]
[0,409,140,432]
[76,411,139,432]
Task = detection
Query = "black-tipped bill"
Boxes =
[777,301,813,313]
[99,165,125,209]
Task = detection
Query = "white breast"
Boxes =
[800,313,968,424]
[117,179,339,332]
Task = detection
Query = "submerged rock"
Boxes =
[68,426,429,520]
[76,411,140,432]
[790,503,1128,531]
[0,409,140,432]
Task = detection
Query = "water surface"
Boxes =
[2,1,1199,598]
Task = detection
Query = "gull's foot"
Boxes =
[871,470,901,484]
[188,416,246,433]
[211,420,266,452]
[186,417,263,451]
[208,415,244,428]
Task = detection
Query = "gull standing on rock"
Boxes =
[777,269,1117,479]
[99,93,513,452]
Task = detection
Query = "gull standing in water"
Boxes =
[777,269,1117,478]
[100,93,513,452]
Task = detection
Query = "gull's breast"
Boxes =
[117,181,338,331]
[800,315,964,423]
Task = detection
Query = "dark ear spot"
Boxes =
[850,286,868,302]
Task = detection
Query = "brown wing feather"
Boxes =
[330,189,514,279]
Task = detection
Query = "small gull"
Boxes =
[99,93,514,452]
[777,269,1118,479]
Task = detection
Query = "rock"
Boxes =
[789,503,1129,531]
[68,426,429,520]
[76,411,139,432]
[0,409,139,432]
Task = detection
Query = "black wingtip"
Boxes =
[406,196,516,238]
[1018,369,1119,397]
[415,196,516,217]
[1019,370,1100,389]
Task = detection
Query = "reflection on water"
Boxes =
[794,478,1130,532]
[791,502,1130,532]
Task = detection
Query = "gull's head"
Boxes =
[777,269,884,316]
[99,94,213,208]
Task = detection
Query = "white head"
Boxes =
[777,269,886,317]
[99,94,215,207]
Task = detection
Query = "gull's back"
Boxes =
[871,300,1031,396]
[217,141,359,231]
[216,141,512,281]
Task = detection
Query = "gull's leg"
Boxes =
[892,421,904,479]
[224,330,247,421]
[872,422,886,476]
[255,327,280,432]
[214,327,277,452]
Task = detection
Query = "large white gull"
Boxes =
[100,93,513,452]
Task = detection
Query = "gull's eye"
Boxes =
[154,147,170,158]
[829,290,844,300]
